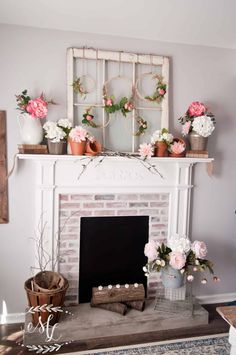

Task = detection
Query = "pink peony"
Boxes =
[69,126,88,143]
[182,121,191,136]
[191,241,207,259]
[169,251,186,270]
[26,97,48,118]
[187,101,206,117]
[138,143,154,159]
[170,141,185,154]
[144,240,159,261]
[86,115,93,121]
[106,98,113,107]
[158,88,166,96]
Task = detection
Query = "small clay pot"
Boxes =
[85,140,102,156]
[69,139,86,155]
[168,138,186,157]
[155,142,168,157]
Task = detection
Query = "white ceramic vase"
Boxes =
[18,113,43,144]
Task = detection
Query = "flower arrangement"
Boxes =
[43,119,72,143]
[151,128,174,146]
[82,107,97,128]
[69,125,95,143]
[16,89,55,119]
[134,117,148,136]
[179,101,215,137]
[72,75,96,98]
[103,83,134,117]
[144,74,166,103]
[143,235,220,284]
[169,138,186,156]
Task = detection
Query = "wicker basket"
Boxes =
[24,276,69,326]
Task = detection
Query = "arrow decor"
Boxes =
[27,304,63,314]
[26,343,64,353]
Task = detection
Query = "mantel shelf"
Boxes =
[17,154,213,164]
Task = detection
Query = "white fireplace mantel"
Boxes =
[17,154,213,271]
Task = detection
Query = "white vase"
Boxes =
[18,113,43,144]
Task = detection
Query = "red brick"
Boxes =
[117,194,138,200]
[95,194,115,200]
[106,202,127,208]
[94,210,116,216]
[71,194,94,200]
[83,202,104,208]
[59,195,69,201]
[140,194,161,201]
[60,203,81,209]
[150,202,169,208]
[139,209,160,215]
[117,210,138,216]
[129,202,148,208]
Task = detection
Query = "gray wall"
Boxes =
[0,24,236,315]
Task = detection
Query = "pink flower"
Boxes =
[138,143,154,159]
[26,97,48,118]
[124,103,129,110]
[106,98,113,107]
[182,121,191,136]
[191,241,207,259]
[187,101,206,117]
[128,103,134,110]
[86,115,93,121]
[170,141,185,154]
[169,251,186,270]
[158,88,166,96]
[69,126,88,142]
[144,240,159,261]
[213,276,220,283]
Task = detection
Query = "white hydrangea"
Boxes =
[151,130,173,144]
[168,235,191,254]
[58,118,72,129]
[43,121,66,142]
[192,115,215,137]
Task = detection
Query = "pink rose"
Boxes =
[169,251,186,270]
[86,115,93,121]
[187,101,206,117]
[144,240,159,261]
[124,103,129,110]
[158,88,166,96]
[128,103,134,110]
[182,121,191,136]
[106,98,113,107]
[26,97,48,119]
[191,241,207,259]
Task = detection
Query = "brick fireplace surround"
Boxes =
[18,155,212,305]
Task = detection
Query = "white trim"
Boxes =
[196,292,236,305]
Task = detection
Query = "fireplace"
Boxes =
[18,155,207,305]
[58,192,169,304]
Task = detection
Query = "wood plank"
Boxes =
[91,284,145,305]
[0,111,8,223]
[217,305,236,327]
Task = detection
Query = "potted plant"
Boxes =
[178,101,215,151]
[43,118,72,155]
[68,125,95,155]
[151,128,173,157]
[143,235,220,291]
[168,138,186,157]
[24,219,69,326]
[16,89,55,144]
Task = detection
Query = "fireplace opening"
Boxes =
[79,216,149,303]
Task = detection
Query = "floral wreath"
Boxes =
[103,76,135,117]
[135,73,166,103]
[82,106,111,128]
[72,75,96,98]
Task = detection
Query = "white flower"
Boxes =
[151,130,173,144]
[160,260,165,267]
[180,268,185,274]
[191,241,207,259]
[187,275,194,282]
[168,235,191,254]
[162,132,173,144]
[201,278,207,284]
[192,115,215,137]
[43,121,66,142]
[144,240,159,261]
[151,130,161,144]
[143,266,148,272]
[156,259,162,265]
[58,118,72,129]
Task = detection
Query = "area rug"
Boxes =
[63,333,230,355]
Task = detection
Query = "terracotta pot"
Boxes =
[85,140,102,156]
[155,142,168,157]
[69,139,86,155]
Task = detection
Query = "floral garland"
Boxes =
[72,75,96,98]
[103,77,135,117]
[134,117,148,136]
[81,106,111,129]
[135,73,166,103]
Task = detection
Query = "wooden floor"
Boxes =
[0,304,229,355]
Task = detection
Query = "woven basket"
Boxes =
[24,276,69,326]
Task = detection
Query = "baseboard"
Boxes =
[196,292,236,305]
[1,292,236,324]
